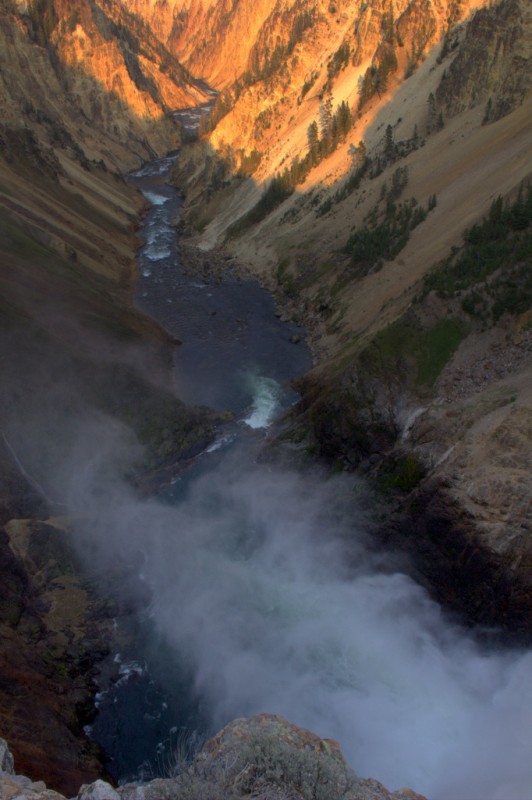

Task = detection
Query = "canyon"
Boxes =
[0,0,530,797]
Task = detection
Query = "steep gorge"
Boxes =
[0,0,530,796]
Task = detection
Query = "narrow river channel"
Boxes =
[82,139,531,799]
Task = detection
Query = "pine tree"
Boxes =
[319,94,333,138]
[337,101,352,138]
[384,124,395,162]
[307,121,319,165]
[426,92,437,134]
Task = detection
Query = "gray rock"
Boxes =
[77,781,120,800]
[118,779,179,800]
[0,738,15,774]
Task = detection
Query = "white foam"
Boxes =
[116,660,146,687]
[243,375,282,429]
[206,433,236,453]
[144,226,174,255]
[143,190,171,206]
[145,243,172,262]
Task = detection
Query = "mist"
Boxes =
[41,415,531,800]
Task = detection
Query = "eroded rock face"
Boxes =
[436,0,531,122]
[0,517,114,795]
[0,716,426,800]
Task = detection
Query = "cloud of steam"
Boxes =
[42,419,532,800]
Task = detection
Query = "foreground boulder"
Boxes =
[0,717,426,800]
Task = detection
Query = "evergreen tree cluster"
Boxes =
[358,45,398,111]
[277,98,355,189]
[423,184,532,321]
[226,175,294,238]
[227,94,368,236]
[242,97,356,201]
[327,41,351,82]
[344,193,432,276]
[426,93,444,135]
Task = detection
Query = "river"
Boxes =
[87,147,313,782]
[82,144,531,798]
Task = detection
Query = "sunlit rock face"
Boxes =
[124,0,279,88]
[49,0,206,116]
[2,0,206,163]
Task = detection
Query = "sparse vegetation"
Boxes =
[164,730,360,800]
[275,258,298,298]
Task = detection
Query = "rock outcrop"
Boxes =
[0,717,427,800]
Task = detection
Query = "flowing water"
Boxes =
[87,151,313,781]
[80,151,532,799]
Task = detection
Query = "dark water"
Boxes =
[88,152,312,782]
[131,156,310,414]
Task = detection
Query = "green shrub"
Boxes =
[423,185,532,299]
[343,196,429,276]
[362,317,466,391]
[381,453,424,493]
